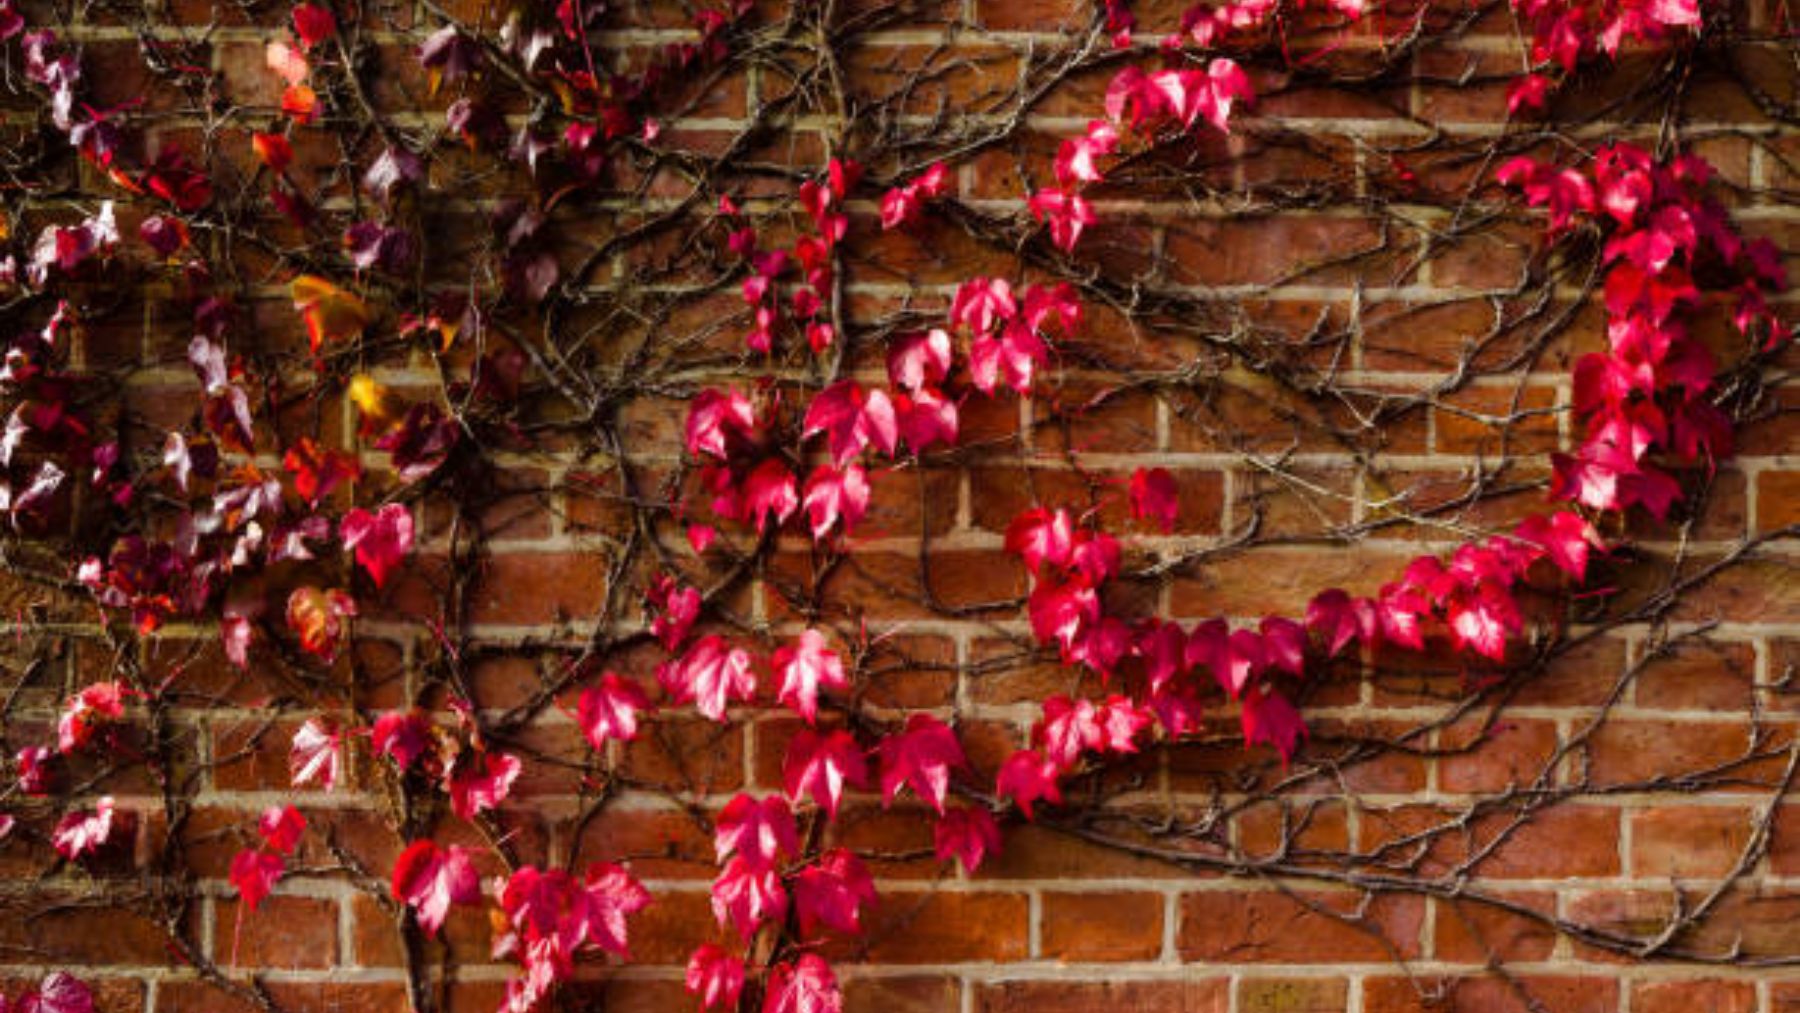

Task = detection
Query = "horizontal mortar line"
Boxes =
[88,960,1800,983]
[116,615,1800,647]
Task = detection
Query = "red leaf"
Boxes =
[893,387,960,455]
[283,437,360,506]
[969,317,1046,395]
[1259,617,1307,676]
[741,458,799,533]
[56,682,124,754]
[995,749,1062,819]
[783,728,869,820]
[794,849,877,937]
[230,849,284,912]
[340,503,414,588]
[1240,683,1306,765]
[391,840,480,938]
[933,805,1001,874]
[1128,467,1179,533]
[577,674,652,746]
[1446,582,1522,662]
[372,708,434,770]
[1515,510,1604,581]
[650,579,701,651]
[877,713,965,813]
[572,863,653,957]
[1027,188,1096,253]
[1004,507,1075,575]
[448,751,521,821]
[291,2,337,48]
[1097,694,1152,754]
[949,277,1016,333]
[1305,588,1376,657]
[258,804,306,854]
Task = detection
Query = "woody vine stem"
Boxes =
[0,0,1792,1010]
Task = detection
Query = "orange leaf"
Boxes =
[292,275,371,352]
[281,84,319,124]
[252,133,293,173]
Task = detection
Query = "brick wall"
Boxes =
[0,0,1796,1011]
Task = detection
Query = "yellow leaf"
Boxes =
[348,373,403,433]
[292,275,371,352]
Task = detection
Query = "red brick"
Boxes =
[1040,891,1164,961]
[1177,890,1424,963]
[977,980,1228,1013]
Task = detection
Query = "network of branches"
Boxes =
[0,0,1794,1010]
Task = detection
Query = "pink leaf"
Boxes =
[969,318,1046,396]
[877,713,966,813]
[340,503,414,588]
[894,387,960,454]
[26,974,94,1013]
[577,674,653,747]
[686,944,747,1010]
[51,797,116,861]
[887,329,953,391]
[685,388,758,460]
[714,793,799,870]
[763,955,842,1013]
[1004,507,1075,575]
[659,635,757,721]
[1036,695,1103,769]
[802,381,898,467]
[773,629,850,723]
[711,856,787,940]
[572,862,652,957]
[949,277,1017,333]
[783,728,869,820]
[289,718,342,789]
[802,464,871,543]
